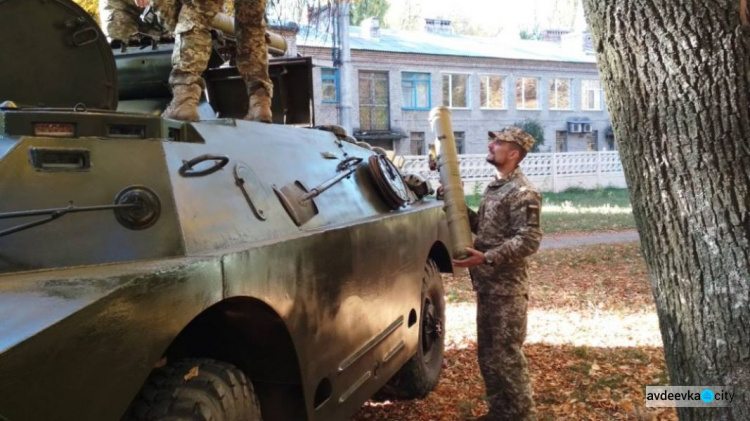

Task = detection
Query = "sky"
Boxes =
[268,0,583,35]
[386,0,582,34]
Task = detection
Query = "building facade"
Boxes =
[297,19,614,155]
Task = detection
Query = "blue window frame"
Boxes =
[322,68,339,103]
[402,72,431,110]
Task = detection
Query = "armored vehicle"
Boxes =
[0,0,453,419]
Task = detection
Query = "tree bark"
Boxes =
[582,1,750,419]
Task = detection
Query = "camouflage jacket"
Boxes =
[468,167,542,295]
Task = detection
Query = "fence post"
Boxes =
[596,152,602,188]
[551,152,558,193]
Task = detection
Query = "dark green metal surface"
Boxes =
[0,0,117,110]
[0,117,453,420]
[0,0,452,419]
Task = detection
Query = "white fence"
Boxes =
[400,151,627,193]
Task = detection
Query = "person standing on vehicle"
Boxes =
[98,0,273,123]
[235,0,273,123]
[98,0,222,122]
[452,127,542,420]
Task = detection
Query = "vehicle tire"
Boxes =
[122,358,262,421]
[381,258,445,399]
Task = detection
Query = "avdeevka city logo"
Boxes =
[646,386,734,407]
[701,389,715,403]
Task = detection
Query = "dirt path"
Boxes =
[541,230,640,250]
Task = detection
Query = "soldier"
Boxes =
[99,0,149,42]
[451,127,542,420]
[236,0,273,122]
[98,0,272,123]
[151,0,223,122]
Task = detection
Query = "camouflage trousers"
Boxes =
[151,0,224,87]
[235,0,272,97]
[476,293,537,420]
[99,0,141,41]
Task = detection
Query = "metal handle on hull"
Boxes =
[178,155,230,177]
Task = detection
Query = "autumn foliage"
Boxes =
[72,0,99,20]
[355,242,677,421]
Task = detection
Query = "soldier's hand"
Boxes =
[436,185,444,200]
[134,0,149,8]
[428,155,438,171]
[451,247,485,268]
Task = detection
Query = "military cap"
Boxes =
[488,127,535,152]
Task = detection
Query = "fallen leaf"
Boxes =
[184,366,199,382]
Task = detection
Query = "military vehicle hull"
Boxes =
[0,0,452,418]
[0,113,452,420]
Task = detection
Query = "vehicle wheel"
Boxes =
[123,358,262,421]
[381,259,445,399]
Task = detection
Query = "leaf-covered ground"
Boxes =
[354,243,677,421]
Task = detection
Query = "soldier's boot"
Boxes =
[163,84,202,122]
[245,88,272,123]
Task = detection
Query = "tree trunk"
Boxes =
[582,1,750,419]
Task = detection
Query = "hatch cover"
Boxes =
[0,0,118,110]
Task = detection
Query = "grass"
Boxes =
[465,187,636,234]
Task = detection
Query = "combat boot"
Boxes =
[163,84,202,122]
[245,88,272,123]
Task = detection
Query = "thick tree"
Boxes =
[581,1,750,419]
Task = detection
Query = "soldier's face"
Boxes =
[486,140,515,167]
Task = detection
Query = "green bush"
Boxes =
[512,119,545,152]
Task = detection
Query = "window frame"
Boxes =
[409,131,426,155]
[479,74,506,110]
[358,70,390,132]
[454,131,466,154]
[442,72,471,109]
[581,79,603,111]
[321,68,339,104]
[401,72,432,111]
[516,76,541,110]
[548,77,572,110]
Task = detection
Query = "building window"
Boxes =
[321,68,339,103]
[555,130,567,152]
[410,131,426,155]
[582,79,602,110]
[442,74,469,108]
[549,78,571,109]
[402,72,431,110]
[359,71,389,131]
[516,77,539,109]
[454,131,465,154]
[587,130,599,151]
[480,75,505,109]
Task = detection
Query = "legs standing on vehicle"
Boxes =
[235,0,273,123]
[154,0,223,122]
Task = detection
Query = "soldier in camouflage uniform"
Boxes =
[152,0,223,122]
[99,0,148,42]
[452,127,542,420]
[236,0,273,122]
[99,0,272,123]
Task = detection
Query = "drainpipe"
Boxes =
[338,1,353,135]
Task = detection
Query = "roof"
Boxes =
[297,25,597,64]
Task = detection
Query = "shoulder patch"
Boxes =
[526,201,540,227]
